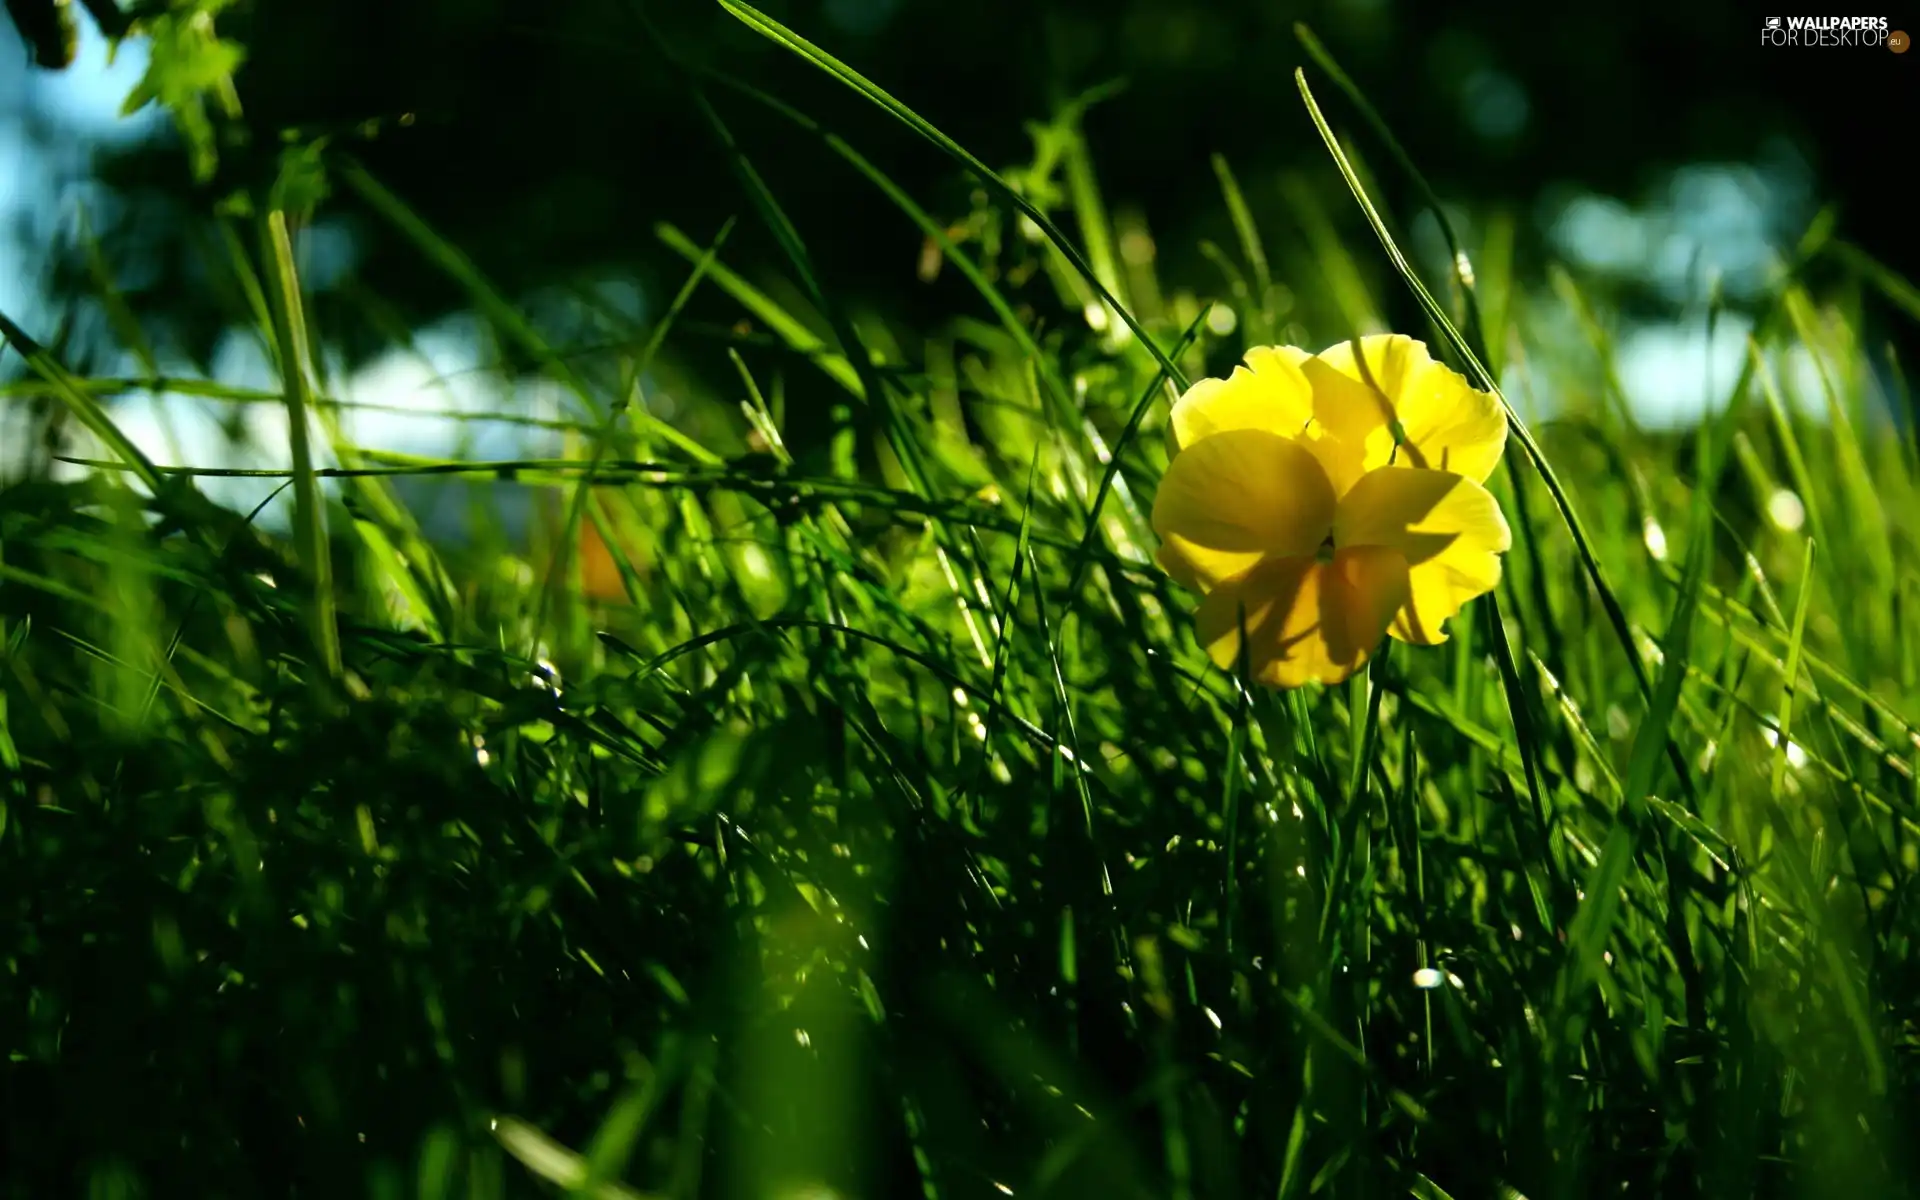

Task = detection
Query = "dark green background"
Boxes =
[28,0,1919,375]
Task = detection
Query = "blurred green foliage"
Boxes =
[20,0,1917,385]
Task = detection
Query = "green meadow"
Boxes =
[3,3,1919,1197]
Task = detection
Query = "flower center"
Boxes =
[1315,535,1336,564]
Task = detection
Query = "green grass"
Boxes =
[5,6,1920,1198]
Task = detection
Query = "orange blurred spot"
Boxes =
[573,489,642,602]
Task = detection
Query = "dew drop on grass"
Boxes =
[1454,249,1477,289]
[1642,517,1669,561]
[1605,705,1631,740]
[1767,488,1806,531]
[1761,722,1809,769]
[1413,967,1445,989]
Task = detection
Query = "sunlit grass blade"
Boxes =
[713,0,1188,390]
[1293,23,1486,350]
[681,83,901,443]
[1771,538,1817,802]
[337,156,713,463]
[259,211,341,679]
[1292,68,1723,814]
[0,311,162,492]
[1278,174,1380,336]
[695,67,1087,435]
[1210,154,1273,338]
[655,223,862,400]
[534,217,735,638]
[1071,306,1209,580]
[492,1118,656,1200]
[77,207,161,379]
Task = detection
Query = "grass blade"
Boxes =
[713,0,1188,391]
[262,211,341,679]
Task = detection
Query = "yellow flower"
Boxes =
[1152,335,1512,688]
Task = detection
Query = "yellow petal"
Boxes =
[1170,345,1314,452]
[1195,547,1409,688]
[1305,335,1508,484]
[1297,423,1377,502]
[1333,466,1512,645]
[1301,346,1397,459]
[1244,344,1315,375]
[1152,430,1336,592]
